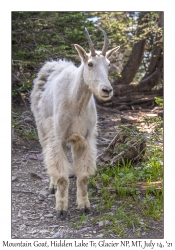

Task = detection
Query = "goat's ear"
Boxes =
[106,46,120,59]
[74,44,88,62]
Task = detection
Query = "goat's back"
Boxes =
[31,60,76,118]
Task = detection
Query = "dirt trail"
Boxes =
[12,108,163,239]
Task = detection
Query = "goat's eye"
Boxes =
[88,62,93,67]
[108,63,111,67]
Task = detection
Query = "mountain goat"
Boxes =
[31,28,120,219]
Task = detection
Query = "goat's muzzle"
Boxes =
[99,85,113,101]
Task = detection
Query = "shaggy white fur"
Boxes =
[31,30,119,218]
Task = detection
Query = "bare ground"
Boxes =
[12,107,163,239]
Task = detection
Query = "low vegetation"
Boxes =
[71,115,163,237]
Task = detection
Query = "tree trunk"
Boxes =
[142,45,162,80]
[112,12,163,98]
[142,11,163,80]
[114,40,146,85]
[113,66,163,97]
[113,12,148,85]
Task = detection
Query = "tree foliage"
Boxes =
[12,11,163,104]
[12,12,96,98]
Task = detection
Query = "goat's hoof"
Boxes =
[85,207,91,214]
[62,210,67,219]
[80,207,91,215]
[50,188,55,194]
[56,210,62,218]
[56,210,67,219]
[50,188,57,194]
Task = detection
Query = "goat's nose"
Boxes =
[102,88,113,95]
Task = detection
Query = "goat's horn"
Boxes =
[101,29,108,56]
[85,27,96,57]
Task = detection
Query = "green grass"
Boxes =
[71,214,89,229]
[154,97,163,107]
[87,118,163,237]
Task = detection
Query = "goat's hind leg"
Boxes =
[49,176,57,194]
[55,175,69,219]
[37,122,58,195]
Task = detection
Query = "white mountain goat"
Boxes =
[31,28,120,218]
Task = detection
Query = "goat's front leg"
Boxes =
[44,144,70,219]
[76,174,91,214]
[72,135,97,214]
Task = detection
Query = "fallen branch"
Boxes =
[97,142,109,147]
[97,125,146,168]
